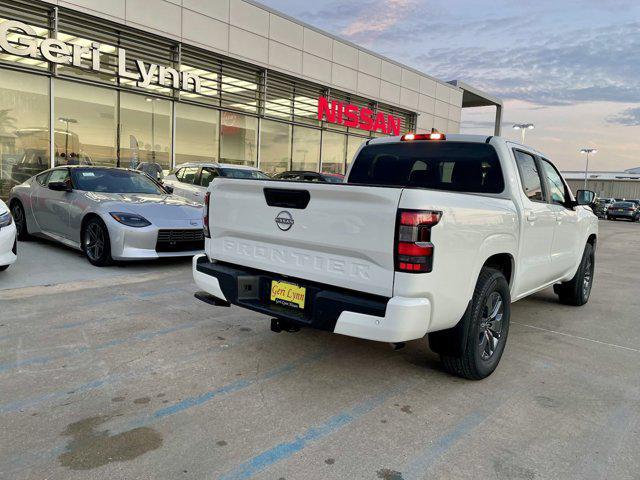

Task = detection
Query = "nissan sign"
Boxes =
[317,96,402,135]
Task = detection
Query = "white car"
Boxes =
[0,199,18,271]
[163,162,270,203]
[193,133,598,380]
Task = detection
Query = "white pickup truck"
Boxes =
[193,132,598,379]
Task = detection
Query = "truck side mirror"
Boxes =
[576,189,596,206]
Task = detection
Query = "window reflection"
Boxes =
[292,126,320,171]
[120,93,172,177]
[0,69,49,197]
[175,103,219,165]
[321,131,346,174]
[259,119,291,175]
[54,79,117,168]
[346,135,365,169]
[220,112,257,166]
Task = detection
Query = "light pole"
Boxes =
[58,117,78,159]
[580,148,597,189]
[512,123,534,143]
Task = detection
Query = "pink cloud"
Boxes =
[341,0,416,41]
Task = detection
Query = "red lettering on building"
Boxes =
[317,96,403,135]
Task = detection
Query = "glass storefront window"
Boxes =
[0,69,49,197]
[292,126,320,171]
[180,64,219,105]
[54,79,117,168]
[175,103,219,165]
[57,36,118,85]
[346,135,366,170]
[293,95,320,126]
[259,119,291,175]
[221,73,259,114]
[120,92,172,177]
[321,130,346,174]
[220,112,258,166]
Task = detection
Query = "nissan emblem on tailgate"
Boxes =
[275,211,294,231]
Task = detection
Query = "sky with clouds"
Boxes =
[259,0,640,171]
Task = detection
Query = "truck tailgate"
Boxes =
[207,179,402,297]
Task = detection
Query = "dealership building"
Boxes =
[0,0,501,197]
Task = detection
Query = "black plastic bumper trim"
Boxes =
[196,257,389,332]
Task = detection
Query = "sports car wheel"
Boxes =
[10,201,31,241]
[83,217,113,266]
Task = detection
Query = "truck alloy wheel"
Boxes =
[478,292,504,360]
[439,268,511,380]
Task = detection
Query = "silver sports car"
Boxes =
[9,166,204,266]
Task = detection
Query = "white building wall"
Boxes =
[48,0,463,133]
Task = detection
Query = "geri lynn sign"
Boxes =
[0,19,202,94]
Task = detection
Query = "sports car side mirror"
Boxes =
[48,181,72,192]
[164,185,174,194]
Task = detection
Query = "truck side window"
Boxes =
[540,159,568,206]
[514,150,545,202]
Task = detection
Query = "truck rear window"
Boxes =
[348,142,504,194]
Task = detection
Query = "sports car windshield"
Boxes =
[71,168,165,194]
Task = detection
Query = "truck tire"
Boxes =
[553,243,594,306]
[438,268,511,380]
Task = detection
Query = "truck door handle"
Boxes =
[526,210,537,222]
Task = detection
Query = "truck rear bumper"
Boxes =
[192,254,431,343]
[334,297,431,343]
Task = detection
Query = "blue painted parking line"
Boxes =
[0,285,194,337]
[0,320,201,374]
[0,323,258,413]
[218,380,412,480]
[120,349,328,431]
[401,411,487,480]
[2,349,329,474]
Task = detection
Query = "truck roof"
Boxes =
[367,133,547,158]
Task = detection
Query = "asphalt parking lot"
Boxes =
[1,220,639,480]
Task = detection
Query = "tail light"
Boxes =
[628,207,635,211]
[395,209,441,273]
[203,191,211,238]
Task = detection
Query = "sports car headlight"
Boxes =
[109,212,151,228]
[0,211,12,228]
